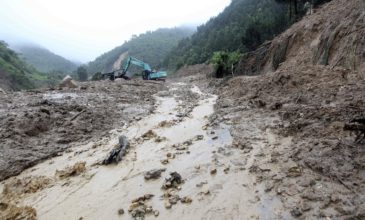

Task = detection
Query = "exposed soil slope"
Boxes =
[209,0,365,218]
[235,0,365,76]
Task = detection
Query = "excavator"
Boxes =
[102,56,167,81]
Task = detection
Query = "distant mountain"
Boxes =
[87,27,195,74]
[13,44,78,73]
[0,41,63,91]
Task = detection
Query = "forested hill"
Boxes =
[86,27,195,74]
[13,45,78,73]
[0,41,64,91]
[0,41,38,90]
[164,0,290,70]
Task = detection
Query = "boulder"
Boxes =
[59,75,78,88]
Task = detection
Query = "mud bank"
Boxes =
[0,80,164,181]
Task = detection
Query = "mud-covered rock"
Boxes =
[162,172,183,189]
[0,202,37,220]
[102,135,129,165]
[55,162,86,179]
[144,168,166,180]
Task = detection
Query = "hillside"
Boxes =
[13,45,78,73]
[87,27,195,74]
[164,0,290,70]
[0,41,63,91]
[206,0,364,218]
[0,41,37,90]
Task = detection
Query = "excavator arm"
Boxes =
[102,56,166,81]
[121,56,152,78]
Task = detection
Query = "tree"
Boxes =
[77,66,88,81]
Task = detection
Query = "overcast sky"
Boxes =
[0,0,230,63]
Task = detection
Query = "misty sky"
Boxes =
[0,0,230,63]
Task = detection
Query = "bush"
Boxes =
[210,51,241,78]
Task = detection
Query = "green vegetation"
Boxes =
[0,41,63,90]
[210,51,241,78]
[87,27,195,74]
[14,45,78,73]
[76,66,88,81]
[164,0,290,71]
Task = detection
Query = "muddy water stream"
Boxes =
[1,83,285,219]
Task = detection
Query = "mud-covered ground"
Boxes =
[0,79,165,181]
[173,60,365,219]
[208,66,365,219]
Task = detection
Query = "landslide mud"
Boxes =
[0,80,164,181]
[0,82,287,219]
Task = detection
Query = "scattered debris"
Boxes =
[2,176,51,198]
[102,135,129,165]
[0,202,37,220]
[128,194,156,220]
[55,162,86,179]
[141,130,158,140]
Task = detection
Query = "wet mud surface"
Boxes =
[0,81,287,220]
[0,80,164,181]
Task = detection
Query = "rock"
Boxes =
[194,135,204,141]
[164,201,172,209]
[160,159,169,165]
[181,196,193,204]
[145,206,153,213]
[223,166,230,174]
[118,209,125,215]
[131,194,154,203]
[287,166,302,177]
[153,210,159,217]
[166,152,175,159]
[212,136,218,140]
[196,181,208,187]
[168,195,180,204]
[102,135,129,165]
[162,172,183,189]
[144,168,166,180]
[290,207,302,217]
[210,168,217,175]
[59,75,78,89]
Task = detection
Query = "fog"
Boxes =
[0,0,230,63]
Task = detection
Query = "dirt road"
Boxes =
[0,82,289,220]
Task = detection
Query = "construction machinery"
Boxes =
[102,56,167,81]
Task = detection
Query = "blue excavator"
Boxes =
[102,56,167,81]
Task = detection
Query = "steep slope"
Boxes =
[0,41,36,90]
[165,0,289,70]
[234,0,364,75]
[209,0,364,218]
[87,27,195,74]
[13,45,78,73]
